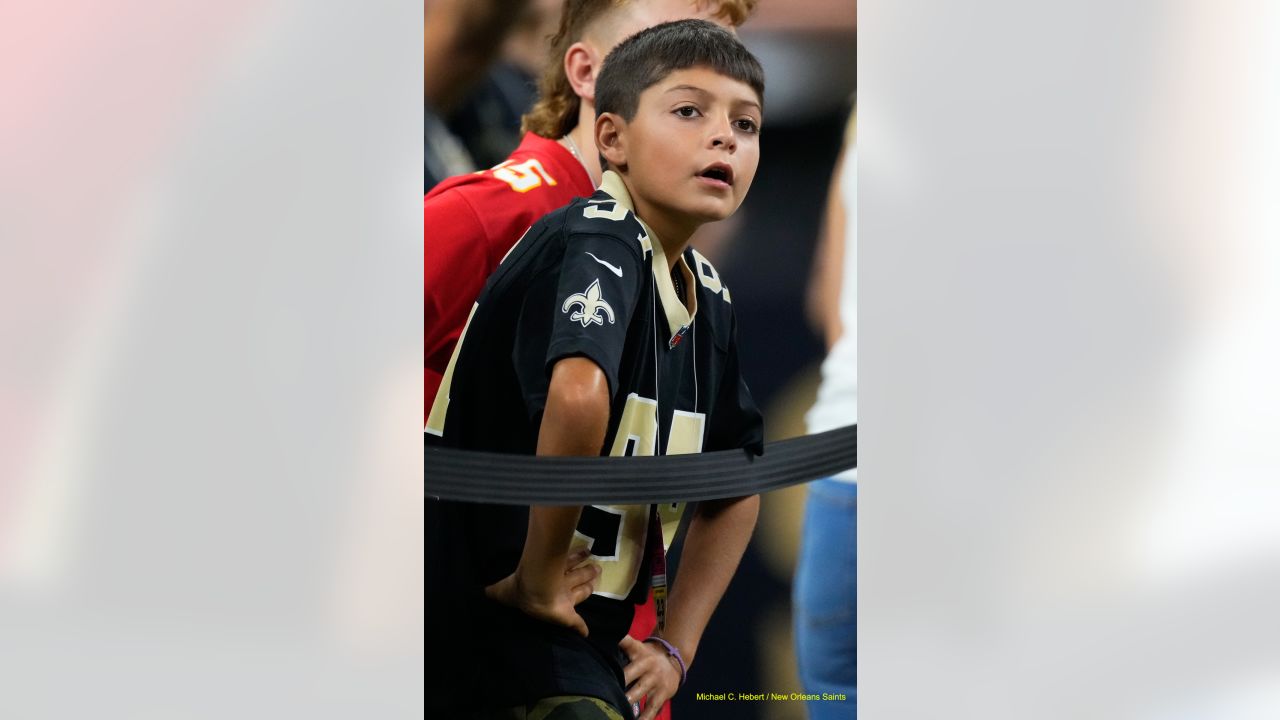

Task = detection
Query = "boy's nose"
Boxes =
[709,118,737,152]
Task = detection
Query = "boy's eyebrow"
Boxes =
[664,84,762,112]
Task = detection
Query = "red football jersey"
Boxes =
[425,133,593,419]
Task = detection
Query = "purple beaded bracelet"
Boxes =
[643,636,687,685]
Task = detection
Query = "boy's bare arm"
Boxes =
[485,357,610,635]
[523,357,610,592]
[660,494,761,667]
[537,357,611,456]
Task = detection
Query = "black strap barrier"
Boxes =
[424,424,855,505]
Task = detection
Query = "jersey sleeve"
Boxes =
[707,307,766,455]
[539,231,645,401]
[424,189,490,406]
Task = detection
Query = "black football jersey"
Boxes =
[424,171,763,714]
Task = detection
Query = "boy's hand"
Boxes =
[620,635,683,720]
[484,548,601,637]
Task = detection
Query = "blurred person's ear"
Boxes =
[564,41,603,104]
[595,112,627,171]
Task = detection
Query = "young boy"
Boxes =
[426,20,765,720]
[426,9,757,716]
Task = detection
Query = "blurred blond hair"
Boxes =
[521,0,758,138]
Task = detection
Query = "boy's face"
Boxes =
[612,66,762,229]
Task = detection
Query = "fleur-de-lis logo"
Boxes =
[562,278,616,327]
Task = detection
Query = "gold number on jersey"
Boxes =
[492,159,557,193]
[573,394,703,598]
[657,410,703,549]
[609,394,658,456]
[667,409,707,455]
[583,199,629,222]
[569,504,648,600]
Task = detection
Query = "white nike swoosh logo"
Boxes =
[585,252,623,277]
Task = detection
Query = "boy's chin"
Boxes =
[664,198,740,230]
[686,200,739,224]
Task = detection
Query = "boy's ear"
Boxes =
[595,112,627,172]
[564,41,601,104]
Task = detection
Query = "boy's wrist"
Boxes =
[643,635,688,685]
[652,631,696,671]
[512,562,557,604]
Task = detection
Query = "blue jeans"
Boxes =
[793,478,857,719]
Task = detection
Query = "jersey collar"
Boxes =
[599,171,697,346]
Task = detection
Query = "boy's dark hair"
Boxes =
[595,19,765,125]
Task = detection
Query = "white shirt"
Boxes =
[806,147,858,482]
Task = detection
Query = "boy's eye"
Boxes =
[674,106,701,118]
[735,118,760,133]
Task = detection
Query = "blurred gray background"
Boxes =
[5,0,1280,718]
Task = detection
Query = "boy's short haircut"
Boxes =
[594,19,765,124]
[521,0,759,139]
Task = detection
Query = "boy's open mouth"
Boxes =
[697,162,734,187]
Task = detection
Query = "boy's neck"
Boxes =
[625,190,698,273]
